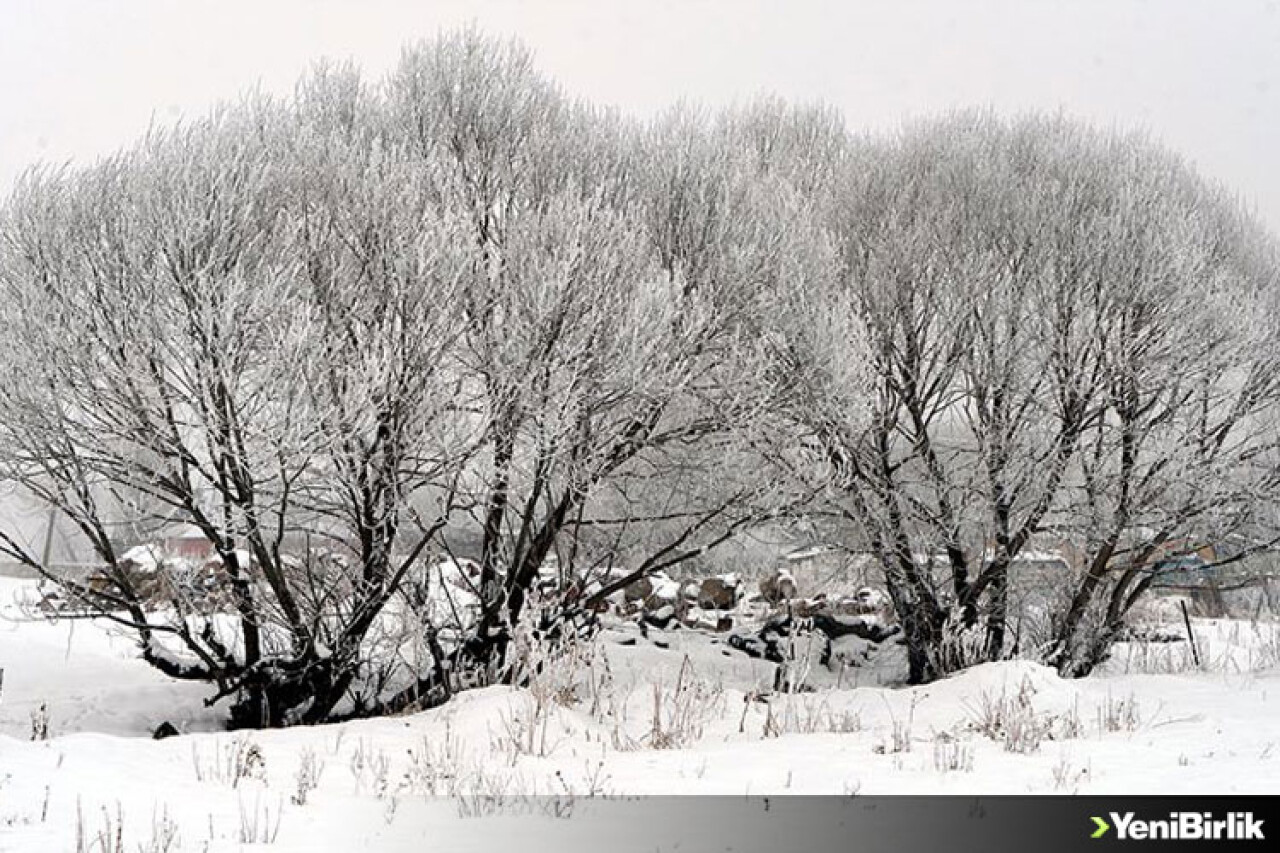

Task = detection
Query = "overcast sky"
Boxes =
[2,0,1279,228]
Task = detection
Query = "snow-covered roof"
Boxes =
[784,545,840,561]
[120,544,163,572]
[1011,550,1069,564]
[157,523,206,541]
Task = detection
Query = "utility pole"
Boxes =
[40,507,57,568]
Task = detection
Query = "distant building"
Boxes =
[780,545,876,592]
[155,523,215,560]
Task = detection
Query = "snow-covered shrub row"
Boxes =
[3,27,1279,729]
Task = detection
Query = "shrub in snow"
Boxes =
[237,795,283,845]
[964,677,1055,754]
[646,656,724,749]
[29,703,49,741]
[191,737,268,788]
[290,747,325,806]
[873,695,919,755]
[74,802,126,853]
[1096,692,1142,734]
[932,732,975,773]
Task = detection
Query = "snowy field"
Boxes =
[2,575,1280,851]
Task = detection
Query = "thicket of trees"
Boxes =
[775,113,1280,681]
[0,31,1276,724]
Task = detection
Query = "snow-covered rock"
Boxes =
[759,568,797,603]
[696,574,741,610]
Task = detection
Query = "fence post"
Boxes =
[1179,600,1201,668]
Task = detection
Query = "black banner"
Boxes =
[401,795,1280,853]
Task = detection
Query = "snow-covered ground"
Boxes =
[2,576,1279,851]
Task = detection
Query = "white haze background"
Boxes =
[2,0,1279,228]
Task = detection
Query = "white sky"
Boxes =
[2,0,1279,229]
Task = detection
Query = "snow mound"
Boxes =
[931,659,1083,717]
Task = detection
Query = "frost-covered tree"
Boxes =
[1042,145,1280,675]
[3,33,1276,720]
[0,34,818,722]
[771,112,1280,682]
[382,38,812,687]
[0,72,477,726]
